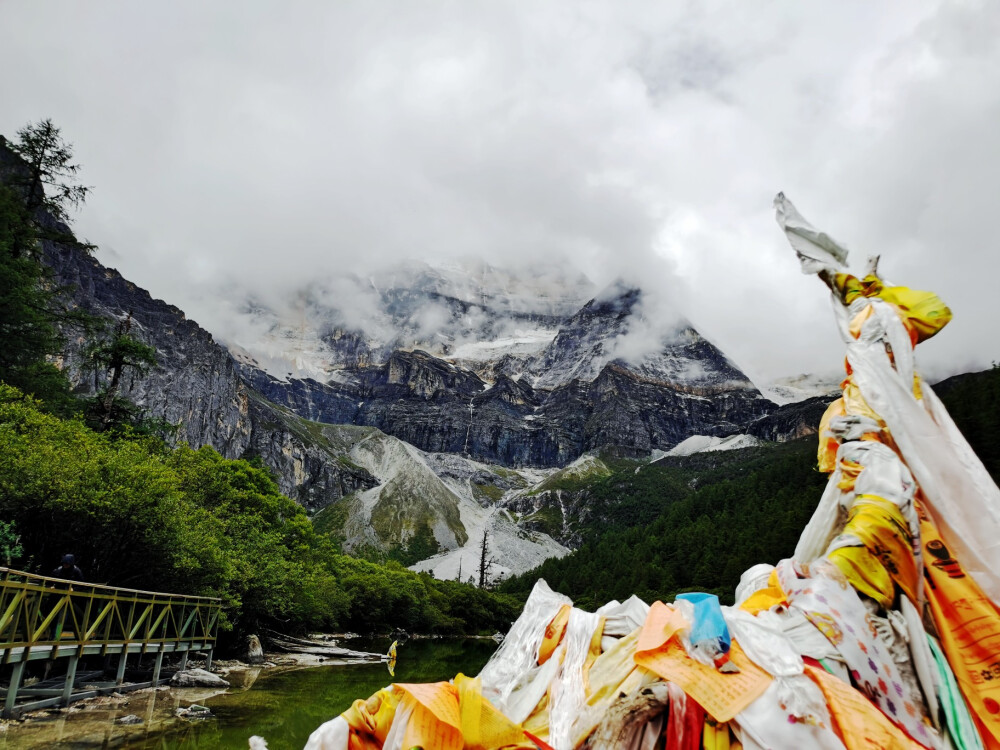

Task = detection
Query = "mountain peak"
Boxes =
[224,261,596,379]
[528,282,751,392]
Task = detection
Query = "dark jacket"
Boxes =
[52,564,84,582]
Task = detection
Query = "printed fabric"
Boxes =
[776,559,938,748]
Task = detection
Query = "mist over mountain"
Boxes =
[0,131,786,577]
[221,259,751,395]
[29,199,778,575]
[222,260,596,381]
[226,261,775,470]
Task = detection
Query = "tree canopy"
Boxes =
[0,384,520,644]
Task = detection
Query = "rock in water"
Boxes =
[170,668,230,688]
[175,704,213,719]
[246,634,265,664]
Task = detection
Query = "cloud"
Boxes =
[608,285,687,366]
[0,0,997,384]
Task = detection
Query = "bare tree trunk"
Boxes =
[478,531,489,588]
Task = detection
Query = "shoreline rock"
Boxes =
[170,669,230,688]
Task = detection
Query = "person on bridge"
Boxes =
[52,554,84,582]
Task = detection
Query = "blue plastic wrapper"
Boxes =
[676,592,731,655]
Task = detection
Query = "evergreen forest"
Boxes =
[500,365,1000,610]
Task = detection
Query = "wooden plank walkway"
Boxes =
[0,567,221,717]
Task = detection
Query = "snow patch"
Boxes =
[449,329,558,362]
[760,372,842,405]
[334,435,569,579]
[666,434,764,457]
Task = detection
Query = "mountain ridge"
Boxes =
[0,135,786,576]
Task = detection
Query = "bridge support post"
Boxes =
[62,655,79,705]
[3,659,26,718]
[116,651,128,685]
[178,649,189,670]
[204,648,213,671]
[151,649,164,685]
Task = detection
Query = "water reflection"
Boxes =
[386,639,398,678]
[1,638,497,749]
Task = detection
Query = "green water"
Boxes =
[118,638,497,749]
[0,638,497,749]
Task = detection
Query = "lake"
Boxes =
[0,638,498,749]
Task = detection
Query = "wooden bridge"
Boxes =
[0,567,221,718]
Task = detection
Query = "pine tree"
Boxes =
[0,121,96,408]
[0,184,76,408]
[8,119,90,225]
[0,185,55,363]
[83,312,158,431]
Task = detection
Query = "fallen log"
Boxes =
[266,636,384,661]
[262,630,337,649]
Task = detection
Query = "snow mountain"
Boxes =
[231,265,775,468]
[3,133,822,582]
[760,372,843,405]
[227,260,595,381]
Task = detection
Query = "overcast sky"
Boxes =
[2,1,998,385]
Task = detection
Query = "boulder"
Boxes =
[175,704,213,719]
[170,668,230,688]
[245,634,265,665]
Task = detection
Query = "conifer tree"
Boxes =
[0,183,76,408]
[0,119,102,408]
[8,119,90,225]
[83,312,158,431]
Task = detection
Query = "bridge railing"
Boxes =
[0,567,221,659]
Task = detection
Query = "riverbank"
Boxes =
[0,638,498,749]
[0,647,365,747]
[0,666,270,748]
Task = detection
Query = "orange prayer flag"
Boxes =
[918,499,1000,748]
[395,682,463,750]
[634,602,771,722]
[805,665,927,750]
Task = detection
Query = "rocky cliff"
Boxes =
[41,231,777,474]
[747,394,835,442]
[238,281,775,467]
[1,134,790,571]
[241,351,774,467]
[35,224,378,511]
